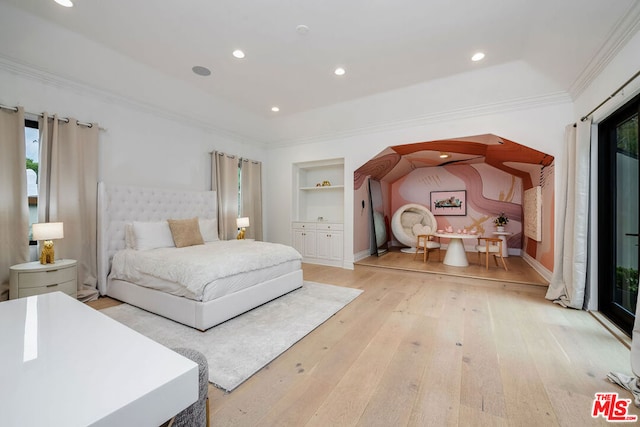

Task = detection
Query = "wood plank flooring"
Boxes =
[356,247,549,287]
[88,262,638,426]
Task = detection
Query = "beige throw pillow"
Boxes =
[168,217,204,248]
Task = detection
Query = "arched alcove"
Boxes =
[353,134,555,272]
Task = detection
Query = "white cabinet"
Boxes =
[292,158,345,267]
[9,259,77,299]
[292,222,317,258]
[316,223,344,262]
[292,222,343,267]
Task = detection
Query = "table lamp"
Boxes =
[236,217,250,240]
[32,222,64,264]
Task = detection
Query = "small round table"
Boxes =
[434,233,478,267]
[492,231,512,258]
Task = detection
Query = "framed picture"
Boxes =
[430,190,466,216]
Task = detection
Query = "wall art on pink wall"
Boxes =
[430,190,466,216]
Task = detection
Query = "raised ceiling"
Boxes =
[2,0,639,121]
[0,0,640,142]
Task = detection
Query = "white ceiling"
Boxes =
[2,0,640,142]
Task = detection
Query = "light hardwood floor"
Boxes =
[89,262,638,426]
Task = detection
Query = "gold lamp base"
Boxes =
[39,240,56,264]
[237,228,246,240]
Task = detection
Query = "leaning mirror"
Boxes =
[368,178,388,256]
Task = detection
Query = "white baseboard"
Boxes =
[521,252,552,282]
[354,249,371,262]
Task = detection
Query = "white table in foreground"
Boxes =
[0,292,198,427]
[434,233,479,267]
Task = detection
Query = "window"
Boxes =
[598,93,640,335]
[25,119,39,242]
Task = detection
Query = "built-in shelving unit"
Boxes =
[292,159,344,223]
[292,158,344,266]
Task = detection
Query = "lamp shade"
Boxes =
[32,222,64,240]
[236,217,250,228]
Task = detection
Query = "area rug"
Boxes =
[100,281,362,392]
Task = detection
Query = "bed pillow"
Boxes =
[168,217,205,248]
[132,220,175,251]
[198,218,219,242]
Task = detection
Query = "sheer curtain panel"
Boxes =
[212,152,239,240]
[38,113,99,302]
[545,120,592,309]
[0,106,29,300]
[240,158,263,241]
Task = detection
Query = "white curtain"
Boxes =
[240,158,263,241]
[38,114,99,302]
[0,107,29,300]
[545,120,592,308]
[212,151,239,240]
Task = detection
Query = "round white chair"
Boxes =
[391,203,439,253]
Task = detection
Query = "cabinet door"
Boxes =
[316,232,331,259]
[303,230,317,257]
[293,229,317,258]
[292,229,306,255]
[328,231,344,261]
[317,231,343,261]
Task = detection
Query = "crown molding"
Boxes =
[0,54,573,151]
[568,1,640,99]
[268,91,572,148]
[0,54,261,146]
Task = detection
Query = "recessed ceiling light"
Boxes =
[334,67,346,76]
[439,152,450,159]
[471,52,485,62]
[192,66,211,76]
[271,106,280,112]
[232,49,245,59]
[54,0,73,7]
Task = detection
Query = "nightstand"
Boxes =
[9,259,77,300]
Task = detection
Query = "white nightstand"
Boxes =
[9,259,77,300]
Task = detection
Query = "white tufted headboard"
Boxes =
[97,182,217,295]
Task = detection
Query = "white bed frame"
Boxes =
[97,182,303,331]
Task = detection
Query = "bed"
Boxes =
[97,183,303,331]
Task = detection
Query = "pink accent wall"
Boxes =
[391,164,523,251]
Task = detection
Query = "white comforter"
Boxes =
[109,240,301,297]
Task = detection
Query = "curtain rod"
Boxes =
[0,103,103,130]
[209,151,260,164]
[580,69,640,122]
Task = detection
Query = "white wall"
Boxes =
[0,66,267,192]
[267,100,573,267]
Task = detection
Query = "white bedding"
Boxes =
[109,240,302,301]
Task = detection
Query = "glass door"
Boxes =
[599,95,639,335]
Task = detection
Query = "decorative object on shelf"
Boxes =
[32,222,64,264]
[316,183,322,187]
[236,217,250,239]
[322,180,331,186]
[494,212,509,232]
[430,190,466,216]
